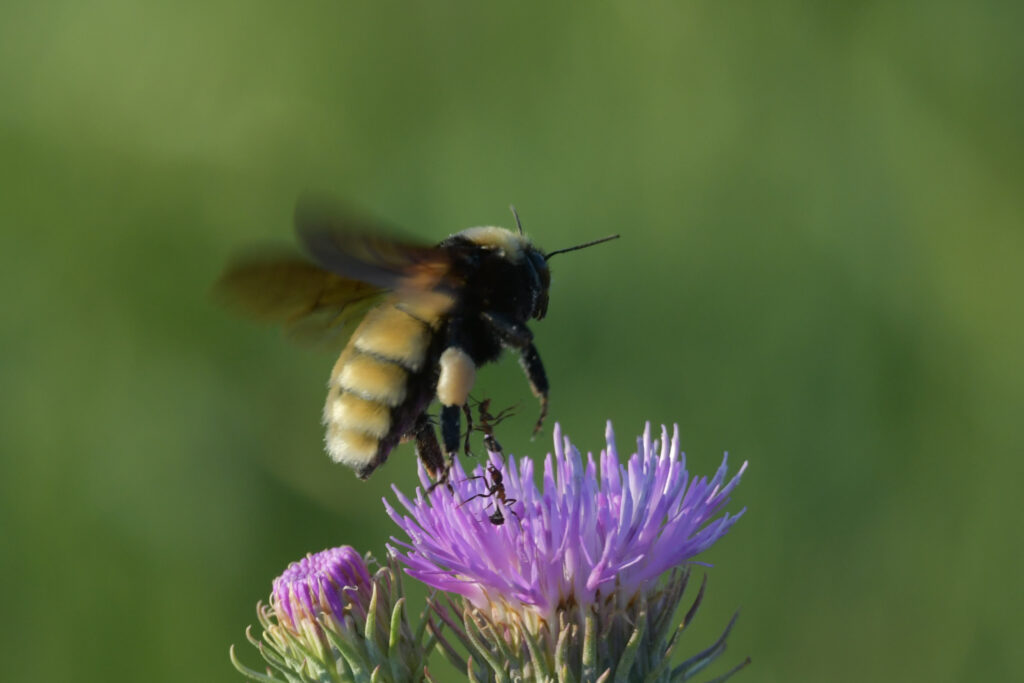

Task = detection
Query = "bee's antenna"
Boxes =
[509,205,524,235]
[544,234,620,260]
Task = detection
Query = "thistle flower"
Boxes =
[385,423,748,682]
[231,546,432,683]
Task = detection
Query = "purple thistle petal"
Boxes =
[386,422,746,623]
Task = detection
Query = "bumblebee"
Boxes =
[217,202,617,480]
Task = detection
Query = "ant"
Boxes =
[460,463,518,526]
[465,399,520,525]
[470,398,518,455]
[430,398,517,502]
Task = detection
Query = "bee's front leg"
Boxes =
[517,343,549,436]
[482,312,549,436]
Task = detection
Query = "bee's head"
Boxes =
[454,226,550,320]
[454,209,616,322]
[507,207,549,319]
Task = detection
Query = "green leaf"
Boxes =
[673,612,738,681]
[230,644,285,682]
[553,624,576,683]
[387,597,412,682]
[517,613,553,680]
[323,624,373,683]
[428,621,469,674]
[701,657,751,683]
[581,610,598,682]
[612,605,646,683]
[463,611,509,683]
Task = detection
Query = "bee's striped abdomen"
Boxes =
[323,295,452,477]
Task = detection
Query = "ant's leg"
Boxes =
[459,490,496,506]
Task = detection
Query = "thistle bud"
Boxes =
[231,547,430,683]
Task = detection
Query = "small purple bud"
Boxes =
[271,546,373,632]
[234,548,432,682]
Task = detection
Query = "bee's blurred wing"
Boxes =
[295,199,456,294]
[214,252,384,350]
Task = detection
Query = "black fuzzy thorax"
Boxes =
[438,235,547,364]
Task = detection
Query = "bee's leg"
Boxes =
[481,312,533,347]
[462,402,475,457]
[438,344,476,459]
[518,343,550,437]
[413,413,446,483]
[440,405,462,458]
[481,313,549,437]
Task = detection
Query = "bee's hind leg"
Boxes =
[422,406,463,494]
[462,402,474,457]
[440,404,462,459]
[437,341,476,463]
[412,414,448,490]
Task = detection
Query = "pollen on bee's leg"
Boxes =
[437,348,476,407]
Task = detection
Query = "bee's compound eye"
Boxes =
[525,249,550,319]
[528,251,550,287]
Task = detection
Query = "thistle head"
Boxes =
[386,422,749,681]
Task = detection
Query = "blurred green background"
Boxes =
[1,1,1021,681]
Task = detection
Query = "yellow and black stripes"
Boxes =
[323,294,453,476]
[352,305,433,371]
